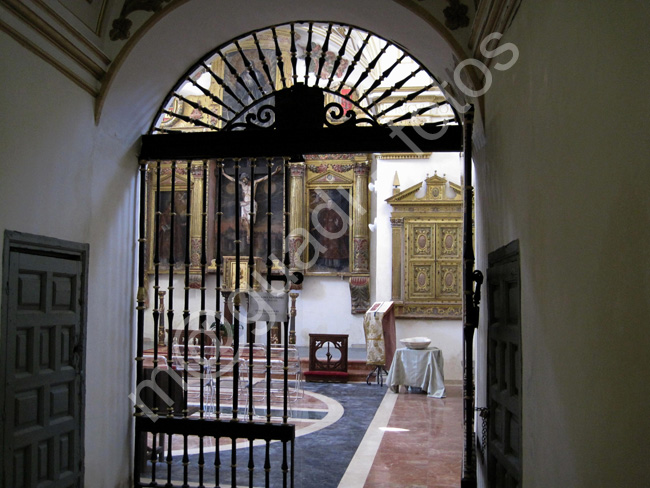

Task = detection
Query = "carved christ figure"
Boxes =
[222,165,281,237]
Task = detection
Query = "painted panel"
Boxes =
[52,274,76,311]
[17,272,44,310]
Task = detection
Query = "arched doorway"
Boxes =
[133,21,478,488]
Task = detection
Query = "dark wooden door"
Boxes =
[1,233,87,487]
[486,240,522,488]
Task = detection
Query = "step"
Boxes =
[299,357,382,383]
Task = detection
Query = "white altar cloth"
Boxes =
[386,347,445,398]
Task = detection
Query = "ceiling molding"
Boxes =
[0,17,98,96]
[468,0,522,66]
[0,0,110,95]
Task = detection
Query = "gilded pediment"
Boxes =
[307,170,354,186]
[149,162,192,187]
[386,174,461,205]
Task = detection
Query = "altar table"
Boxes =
[386,347,446,398]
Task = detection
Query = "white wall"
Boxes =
[474,2,650,487]
[0,33,137,487]
[373,153,464,380]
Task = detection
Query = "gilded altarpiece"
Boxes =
[146,162,205,281]
[287,155,371,313]
[386,174,463,318]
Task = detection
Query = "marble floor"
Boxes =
[340,383,463,488]
[141,380,463,487]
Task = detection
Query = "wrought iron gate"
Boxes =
[134,157,300,487]
[132,20,472,488]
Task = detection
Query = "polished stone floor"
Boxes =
[341,383,463,488]
[141,381,463,487]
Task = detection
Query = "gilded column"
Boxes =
[349,159,370,313]
[287,162,306,273]
[390,217,404,301]
[289,292,298,345]
[352,161,370,272]
[189,162,204,288]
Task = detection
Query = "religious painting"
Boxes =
[307,187,351,274]
[146,163,192,274]
[209,158,285,272]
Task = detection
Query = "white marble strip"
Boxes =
[337,389,398,488]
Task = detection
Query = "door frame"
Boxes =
[0,230,89,485]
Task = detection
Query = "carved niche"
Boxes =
[386,173,463,319]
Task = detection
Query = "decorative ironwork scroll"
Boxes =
[149,22,457,135]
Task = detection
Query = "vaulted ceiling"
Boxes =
[0,0,520,123]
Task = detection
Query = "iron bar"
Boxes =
[166,160,177,487]
[357,52,407,104]
[252,32,275,92]
[233,158,241,422]
[219,51,256,107]
[315,23,333,82]
[291,438,295,488]
[215,164,222,488]
[182,434,189,487]
[337,31,372,92]
[162,109,216,131]
[282,436,288,488]
[183,159,192,423]
[150,160,162,482]
[232,158,241,488]
[265,158,273,488]
[167,160,177,417]
[136,416,295,440]
[199,159,209,487]
[289,23,298,86]
[215,436,221,488]
[461,106,477,488]
[348,42,390,96]
[265,442,271,488]
[209,56,247,113]
[201,62,244,116]
[248,157,257,422]
[175,93,228,126]
[271,27,288,90]
[326,25,352,91]
[134,159,148,483]
[231,439,237,488]
[373,81,436,115]
[140,124,463,160]
[215,160,223,422]
[248,158,256,485]
[198,435,205,488]
[304,22,314,84]
[391,109,452,127]
[234,40,265,97]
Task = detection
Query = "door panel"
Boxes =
[3,248,85,488]
[487,241,522,488]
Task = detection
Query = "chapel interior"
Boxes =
[0,1,648,487]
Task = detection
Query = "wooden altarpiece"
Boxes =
[285,154,371,313]
[386,173,463,319]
